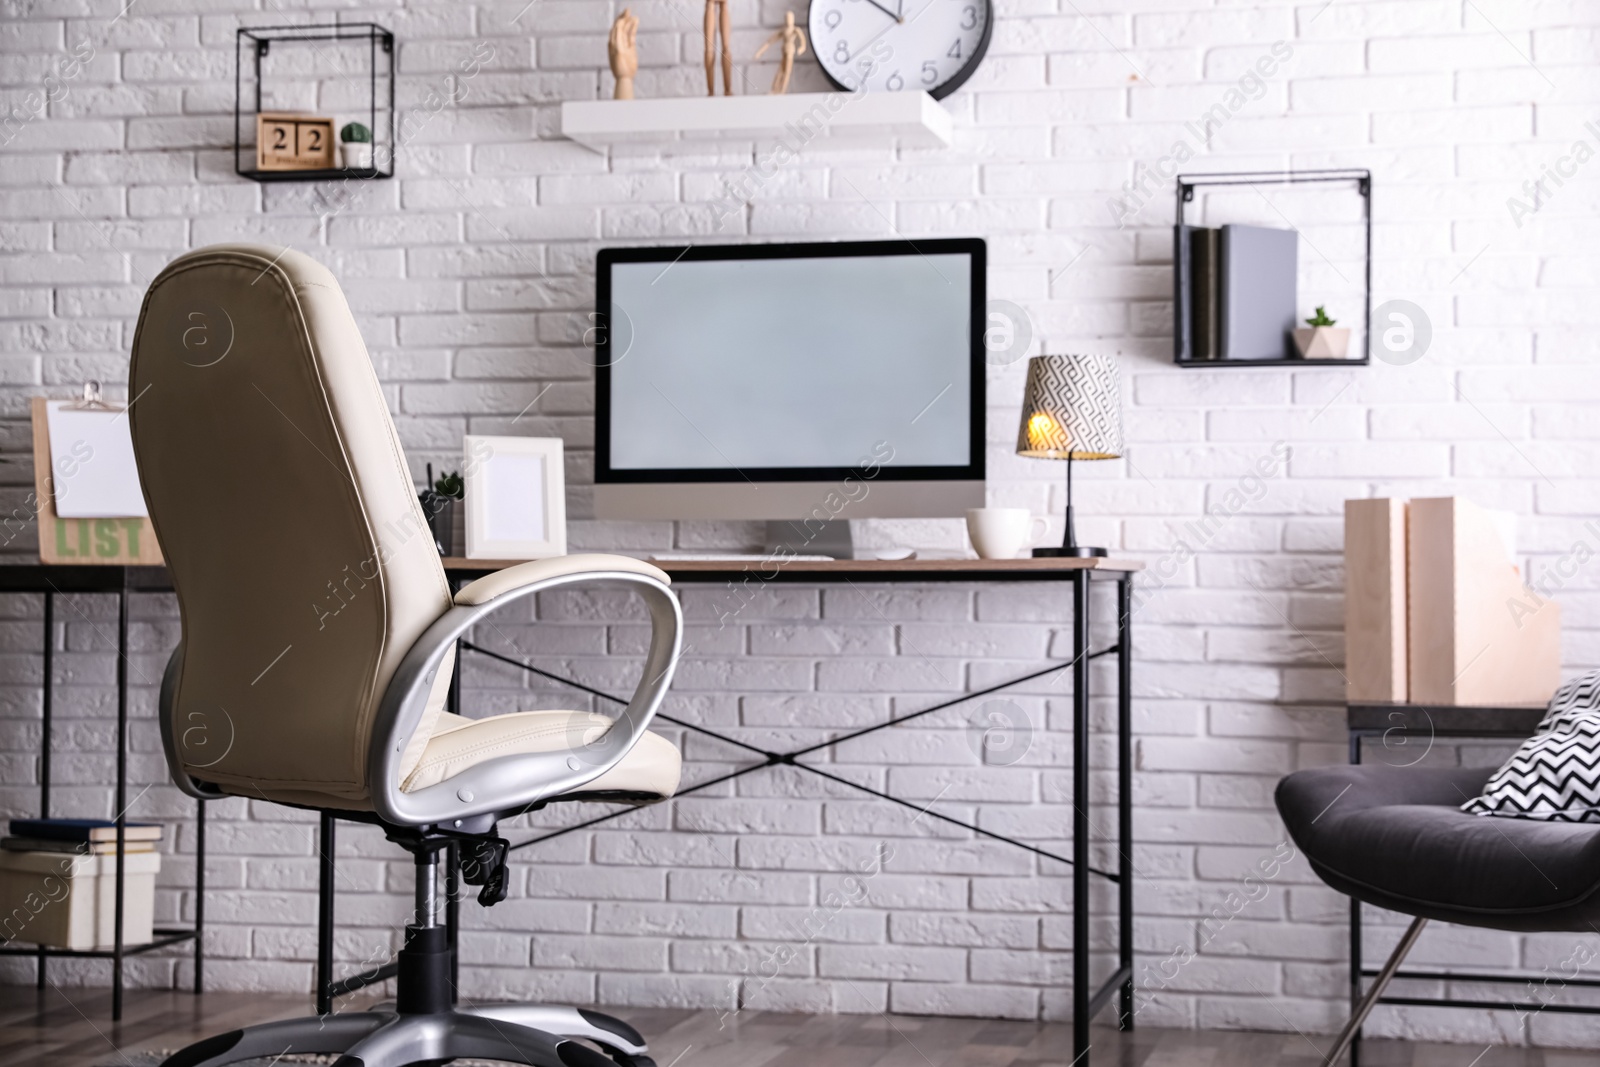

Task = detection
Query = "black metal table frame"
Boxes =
[1345,703,1600,1065]
[316,564,1136,1064]
[0,566,203,1022]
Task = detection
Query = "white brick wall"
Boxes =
[2,0,1599,1049]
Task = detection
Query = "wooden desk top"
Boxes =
[443,555,1144,579]
[0,555,1141,594]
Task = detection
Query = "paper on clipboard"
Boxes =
[44,401,148,519]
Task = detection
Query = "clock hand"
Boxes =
[862,0,903,22]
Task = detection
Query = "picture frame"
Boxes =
[463,436,567,560]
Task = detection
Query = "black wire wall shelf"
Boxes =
[1174,168,1372,368]
[234,23,396,184]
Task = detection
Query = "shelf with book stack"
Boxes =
[0,819,178,954]
[1173,169,1372,368]
[0,567,203,1022]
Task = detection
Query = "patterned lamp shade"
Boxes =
[1015,354,1124,460]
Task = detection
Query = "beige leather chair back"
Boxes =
[130,245,453,809]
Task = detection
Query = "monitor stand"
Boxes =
[764,519,854,560]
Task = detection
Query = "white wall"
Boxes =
[3,0,1600,1048]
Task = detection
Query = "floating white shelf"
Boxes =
[560,91,952,153]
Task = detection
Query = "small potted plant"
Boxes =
[419,465,464,556]
[340,122,373,170]
[1292,306,1352,359]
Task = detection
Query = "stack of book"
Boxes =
[1177,222,1299,361]
[0,818,165,949]
[3,817,163,855]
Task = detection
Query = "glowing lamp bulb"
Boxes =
[1027,412,1057,449]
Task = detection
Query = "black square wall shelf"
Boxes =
[1174,168,1372,367]
[235,23,396,183]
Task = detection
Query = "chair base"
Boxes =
[157,1004,656,1067]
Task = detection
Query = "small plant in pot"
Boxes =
[419,465,463,556]
[1292,306,1353,359]
[340,122,373,170]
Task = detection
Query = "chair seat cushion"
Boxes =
[402,710,681,799]
[1277,765,1600,931]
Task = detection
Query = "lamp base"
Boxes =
[1033,545,1108,558]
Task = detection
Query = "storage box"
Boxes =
[0,849,160,950]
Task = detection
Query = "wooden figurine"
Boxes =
[608,8,639,100]
[704,0,733,96]
[754,11,807,95]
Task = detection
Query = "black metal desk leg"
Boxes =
[1117,575,1134,1030]
[1072,570,1091,1062]
[317,813,336,1016]
[445,589,463,1004]
[1349,732,1362,1066]
[36,592,52,991]
[195,798,206,994]
[113,589,128,1022]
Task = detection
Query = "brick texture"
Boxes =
[0,0,1597,1052]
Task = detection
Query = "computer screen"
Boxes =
[594,239,985,520]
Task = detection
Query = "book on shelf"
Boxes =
[1190,226,1220,360]
[1,836,157,855]
[1218,223,1298,361]
[8,818,163,843]
[1176,224,1221,360]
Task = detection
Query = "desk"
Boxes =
[316,555,1140,1064]
[1344,701,1579,1066]
[0,565,201,1022]
[0,557,1140,1060]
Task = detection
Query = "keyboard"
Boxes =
[650,552,838,562]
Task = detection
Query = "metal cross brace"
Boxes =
[458,639,1123,883]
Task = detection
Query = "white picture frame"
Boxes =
[463,436,567,560]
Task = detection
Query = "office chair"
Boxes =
[130,244,683,1067]
[1277,763,1600,1065]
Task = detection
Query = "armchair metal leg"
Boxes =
[1323,916,1428,1067]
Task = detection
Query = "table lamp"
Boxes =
[1015,353,1124,558]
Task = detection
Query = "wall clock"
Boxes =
[807,0,993,100]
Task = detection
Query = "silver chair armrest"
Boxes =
[367,557,682,827]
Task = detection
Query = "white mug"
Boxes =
[967,508,1049,560]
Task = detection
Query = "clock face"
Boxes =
[807,0,992,100]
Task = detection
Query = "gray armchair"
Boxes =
[1277,763,1600,1065]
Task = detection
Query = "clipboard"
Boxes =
[30,384,163,565]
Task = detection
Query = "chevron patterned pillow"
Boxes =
[1463,671,1600,821]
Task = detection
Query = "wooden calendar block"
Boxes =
[255,113,336,171]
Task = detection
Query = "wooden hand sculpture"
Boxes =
[609,8,639,100]
[754,11,808,95]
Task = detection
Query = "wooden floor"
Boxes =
[2,985,1595,1067]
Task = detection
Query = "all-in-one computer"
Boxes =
[593,238,986,557]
